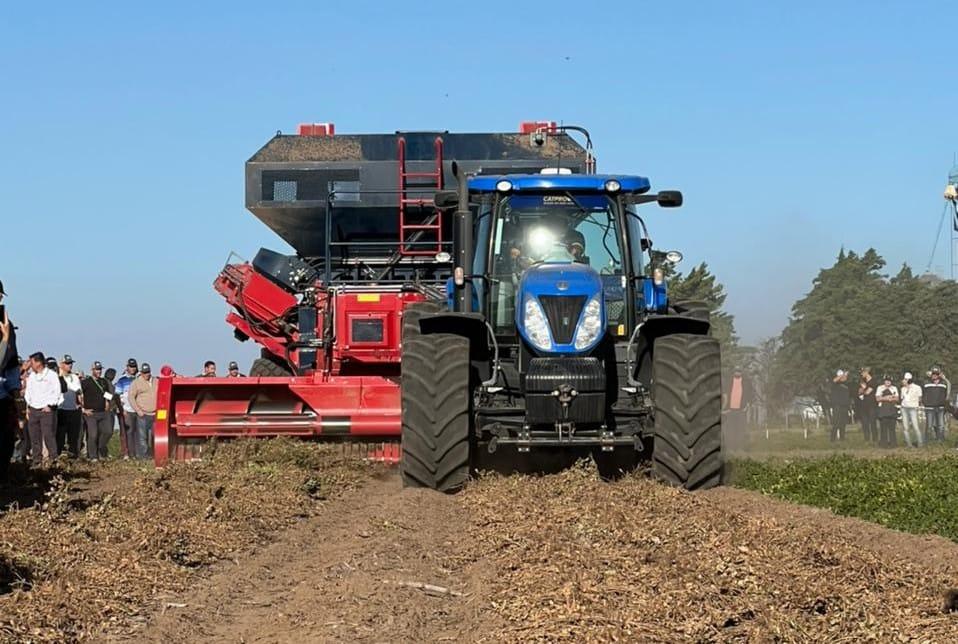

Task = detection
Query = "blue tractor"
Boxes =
[401,167,722,492]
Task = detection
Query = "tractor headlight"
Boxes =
[495,179,513,193]
[523,297,553,351]
[573,294,604,350]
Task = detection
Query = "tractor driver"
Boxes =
[564,229,589,265]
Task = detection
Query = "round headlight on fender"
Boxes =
[604,179,621,193]
[495,179,513,193]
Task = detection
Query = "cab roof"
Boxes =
[468,174,651,194]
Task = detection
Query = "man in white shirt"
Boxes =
[57,354,83,457]
[899,372,923,448]
[24,352,63,464]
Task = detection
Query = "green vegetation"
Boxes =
[728,455,958,542]
[736,426,957,454]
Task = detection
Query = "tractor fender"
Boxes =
[632,314,712,387]
[419,312,492,362]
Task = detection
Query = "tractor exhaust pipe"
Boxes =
[451,162,474,313]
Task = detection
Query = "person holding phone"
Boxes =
[0,300,20,478]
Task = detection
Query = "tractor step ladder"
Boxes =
[398,136,444,255]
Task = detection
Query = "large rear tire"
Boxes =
[249,357,293,377]
[400,333,471,493]
[651,333,723,490]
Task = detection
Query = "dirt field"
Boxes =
[3,445,958,642]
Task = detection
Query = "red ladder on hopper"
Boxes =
[397,136,444,255]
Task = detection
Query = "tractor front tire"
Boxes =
[402,300,442,344]
[400,333,471,493]
[249,357,293,377]
[671,299,711,322]
[651,333,723,490]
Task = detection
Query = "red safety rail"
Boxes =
[397,136,444,255]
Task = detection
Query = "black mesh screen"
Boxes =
[538,295,586,345]
[262,169,359,201]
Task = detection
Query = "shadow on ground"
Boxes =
[0,462,92,512]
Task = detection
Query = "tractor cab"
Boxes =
[467,174,677,351]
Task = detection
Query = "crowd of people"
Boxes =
[0,282,247,478]
[827,366,952,448]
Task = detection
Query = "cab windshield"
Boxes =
[485,193,625,334]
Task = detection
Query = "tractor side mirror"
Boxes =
[434,190,459,209]
[657,190,683,208]
[640,238,653,252]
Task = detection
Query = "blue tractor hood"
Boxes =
[516,262,606,354]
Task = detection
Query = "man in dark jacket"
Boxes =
[857,367,878,443]
[923,366,948,443]
[830,370,851,441]
[80,361,113,460]
[0,303,18,479]
[876,375,899,448]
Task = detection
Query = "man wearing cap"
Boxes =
[56,355,83,457]
[128,363,157,459]
[24,352,63,464]
[923,367,949,443]
[80,362,114,460]
[114,359,139,459]
[830,370,851,441]
[227,361,245,378]
[900,372,923,447]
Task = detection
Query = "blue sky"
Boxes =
[2,1,956,372]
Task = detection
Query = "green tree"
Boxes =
[774,248,958,403]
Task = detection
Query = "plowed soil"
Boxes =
[4,448,958,642]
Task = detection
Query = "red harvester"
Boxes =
[153,123,590,465]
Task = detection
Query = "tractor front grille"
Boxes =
[538,295,586,345]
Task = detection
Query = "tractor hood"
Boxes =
[516,262,606,354]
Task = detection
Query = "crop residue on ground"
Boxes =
[0,440,372,643]
[459,463,958,641]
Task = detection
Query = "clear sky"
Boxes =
[2,1,956,373]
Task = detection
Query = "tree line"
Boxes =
[668,248,958,416]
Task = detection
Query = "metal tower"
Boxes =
[946,165,958,280]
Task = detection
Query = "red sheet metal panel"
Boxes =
[154,372,401,466]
